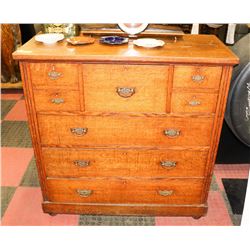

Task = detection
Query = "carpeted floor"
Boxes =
[1,90,249,226]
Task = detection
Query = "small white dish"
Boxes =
[35,33,64,44]
[133,38,165,48]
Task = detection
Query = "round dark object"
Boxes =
[225,34,250,147]
[226,64,250,146]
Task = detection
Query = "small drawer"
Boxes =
[82,64,169,113]
[173,65,222,90]
[29,63,79,89]
[33,89,80,112]
[38,114,214,147]
[42,148,208,178]
[171,92,218,113]
[46,178,204,205]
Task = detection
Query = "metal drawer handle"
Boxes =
[48,71,62,80]
[164,129,180,138]
[48,65,62,80]
[192,75,205,82]
[70,127,88,136]
[51,98,64,104]
[76,189,92,197]
[160,161,177,168]
[189,100,201,106]
[116,87,135,98]
[74,160,90,167]
[158,190,174,196]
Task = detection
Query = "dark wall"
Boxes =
[19,24,36,44]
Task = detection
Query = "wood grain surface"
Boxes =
[42,202,208,217]
[13,35,239,65]
[33,89,80,112]
[46,178,204,204]
[83,64,169,113]
[42,147,209,178]
[29,63,79,89]
[171,92,218,113]
[173,65,222,90]
[37,114,214,147]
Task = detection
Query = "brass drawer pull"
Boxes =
[191,75,205,82]
[70,127,88,136]
[158,190,174,196]
[116,87,135,98]
[164,129,180,138]
[74,160,90,167]
[76,189,92,197]
[51,98,64,104]
[48,66,62,80]
[160,161,177,168]
[189,100,201,106]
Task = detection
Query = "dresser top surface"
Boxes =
[13,34,238,65]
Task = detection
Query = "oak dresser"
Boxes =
[13,35,238,218]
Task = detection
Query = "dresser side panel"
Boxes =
[202,66,233,202]
[20,62,49,200]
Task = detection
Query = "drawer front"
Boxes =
[34,89,80,112]
[83,64,169,113]
[171,92,218,113]
[38,114,214,147]
[46,178,203,204]
[29,63,79,89]
[173,65,222,89]
[42,148,208,178]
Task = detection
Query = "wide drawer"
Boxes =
[82,64,169,113]
[171,92,218,113]
[29,63,79,89]
[33,89,80,112]
[42,148,208,178]
[173,65,222,90]
[38,114,214,147]
[46,178,204,205]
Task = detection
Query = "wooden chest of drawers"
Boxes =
[13,35,238,218]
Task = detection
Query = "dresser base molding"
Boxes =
[42,202,208,217]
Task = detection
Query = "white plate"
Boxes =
[133,38,165,48]
[118,23,148,35]
[35,33,64,44]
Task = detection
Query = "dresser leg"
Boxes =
[192,215,202,220]
[48,213,57,216]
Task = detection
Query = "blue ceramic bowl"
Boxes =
[100,36,128,45]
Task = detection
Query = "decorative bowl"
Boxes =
[35,33,64,44]
[66,36,95,45]
[100,36,128,45]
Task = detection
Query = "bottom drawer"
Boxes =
[46,178,204,205]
